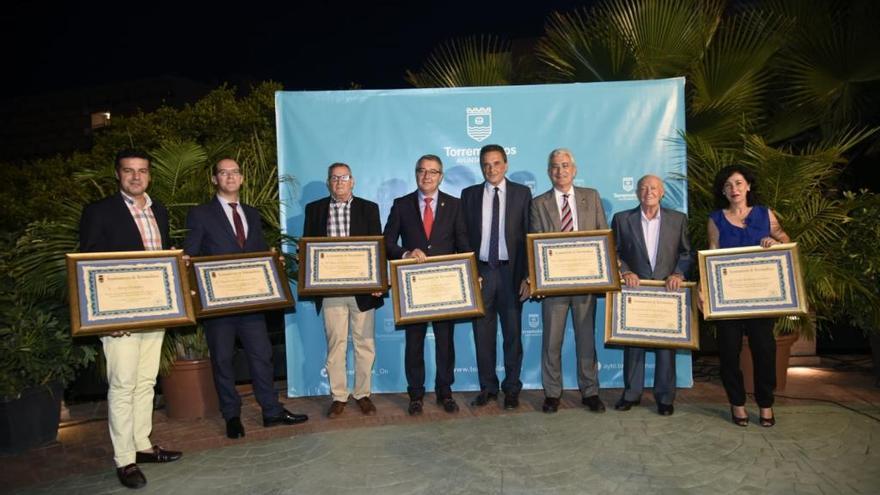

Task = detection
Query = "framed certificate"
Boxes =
[698,243,808,320]
[389,253,485,326]
[605,281,699,350]
[297,236,388,296]
[66,250,196,337]
[526,230,621,297]
[189,251,294,318]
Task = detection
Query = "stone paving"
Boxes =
[4,359,880,494]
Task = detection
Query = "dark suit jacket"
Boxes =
[302,196,385,313]
[460,180,531,290]
[383,190,470,259]
[183,197,268,256]
[611,206,692,280]
[80,192,170,252]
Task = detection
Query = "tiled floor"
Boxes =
[3,357,879,494]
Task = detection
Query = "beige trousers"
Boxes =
[101,329,164,467]
[322,297,376,402]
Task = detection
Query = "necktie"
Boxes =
[229,202,246,248]
[560,194,573,232]
[488,186,500,267]
[423,197,434,240]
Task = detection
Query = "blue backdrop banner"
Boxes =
[276,78,690,398]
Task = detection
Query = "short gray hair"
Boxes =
[547,148,576,167]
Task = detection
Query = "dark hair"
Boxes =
[114,149,151,171]
[213,157,239,175]
[479,144,507,164]
[416,154,443,173]
[713,164,758,208]
[327,162,352,179]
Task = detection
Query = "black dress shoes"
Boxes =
[437,396,460,413]
[263,408,309,427]
[470,391,498,407]
[135,445,182,463]
[582,395,606,413]
[657,403,675,416]
[116,463,147,489]
[408,399,423,416]
[542,397,560,413]
[614,397,640,411]
[503,393,519,410]
[226,417,245,439]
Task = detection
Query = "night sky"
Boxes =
[2,1,591,98]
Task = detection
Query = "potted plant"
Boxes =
[0,290,96,454]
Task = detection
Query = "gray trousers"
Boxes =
[622,347,677,405]
[541,294,599,398]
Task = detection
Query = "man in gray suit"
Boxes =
[530,148,608,414]
[610,174,692,416]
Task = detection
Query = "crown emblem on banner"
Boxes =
[466,107,492,142]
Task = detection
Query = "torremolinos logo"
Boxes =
[466,107,492,142]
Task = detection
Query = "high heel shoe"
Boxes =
[730,406,748,427]
[759,409,775,427]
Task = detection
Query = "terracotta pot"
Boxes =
[740,332,799,393]
[160,359,219,419]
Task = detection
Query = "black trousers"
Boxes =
[404,321,455,400]
[204,313,283,419]
[716,318,776,408]
[472,262,523,395]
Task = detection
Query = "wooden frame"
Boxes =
[189,250,294,318]
[605,280,699,350]
[698,243,808,320]
[66,249,195,336]
[297,236,388,296]
[389,252,485,326]
[526,229,621,297]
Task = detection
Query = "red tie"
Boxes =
[423,197,434,240]
[229,202,246,248]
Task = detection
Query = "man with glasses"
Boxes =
[184,158,308,440]
[383,154,470,415]
[302,163,384,418]
[80,149,183,489]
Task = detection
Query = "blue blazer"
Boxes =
[383,190,470,259]
[610,206,692,280]
[460,180,532,288]
[183,197,268,256]
[79,192,170,253]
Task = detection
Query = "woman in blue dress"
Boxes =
[707,165,790,427]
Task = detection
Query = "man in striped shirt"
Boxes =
[79,149,182,489]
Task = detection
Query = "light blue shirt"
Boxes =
[417,190,439,219]
[217,195,249,238]
[553,187,578,231]
[479,179,509,262]
[640,207,661,271]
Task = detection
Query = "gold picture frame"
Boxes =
[526,229,621,297]
[389,252,485,326]
[605,280,699,350]
[297,236,388,296]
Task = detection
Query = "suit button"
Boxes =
[427,245,432,249]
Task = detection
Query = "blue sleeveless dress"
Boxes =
[709,206,770,248]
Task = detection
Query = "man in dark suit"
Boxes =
[184,158,308,440]
[460,144,531,410]
[611,174,692,416]
[530,148,608,414]
[302,162,384,419]
[79,149,182,489]
[383,154,470,415]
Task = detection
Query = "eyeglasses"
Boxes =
[416,169,442,177]
[329,174,352,183]
[217,169,242,177]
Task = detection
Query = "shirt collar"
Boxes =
[331,195,353,206]
[640,207,662,222]
[216,195,240,208]
[121,191,152,209]
[418,190,439,203]
[485,178,506,194]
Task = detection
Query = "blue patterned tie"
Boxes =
[489,186,500,268]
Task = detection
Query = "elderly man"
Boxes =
[79,149,182,489]
[383,154,470,415]
[460,144,531,409]
[303,162,384,418]
[530,148,608,414]
[611,175,692,415]
[184,158,308,439]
